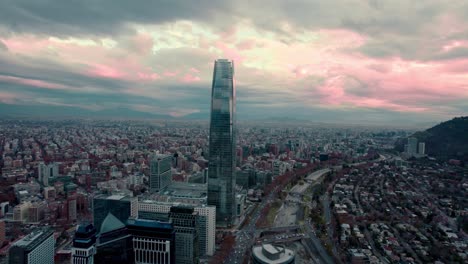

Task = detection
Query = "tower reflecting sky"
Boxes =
[208,59,236,227]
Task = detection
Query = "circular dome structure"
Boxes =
[252,243,295,264]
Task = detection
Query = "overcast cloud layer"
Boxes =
[0,0,467,124]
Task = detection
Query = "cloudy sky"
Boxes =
[0,0,467,124]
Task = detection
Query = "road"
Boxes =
[224,186,279,264]
[306,168,331,182]
[303,222,335,264]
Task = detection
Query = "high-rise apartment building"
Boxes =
[126,218,175,264]
[169,206,199,264]
[208,59,236,227]
[150,154,172,193]
[38,162,46,185]
[93,194,137,231]
[71,224,97,264]
[407,137,418,156]
[418,142,426,155]
[8,228,55,264]
[38,162,59,187]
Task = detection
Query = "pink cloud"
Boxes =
[236,39,257,50]
[2,35,160,83]
[137,72,160,81]
[1,37,50,55]
[0,75,70,90]
[88,64,126,79]
[163,70,179,77]
[215,41,244,63]
[218,26,238,42]
[168,108,200,117]
[440,59,468,73]
[314,75,429,112]
[132,32,154,54]
[271,27,468,114]
[0,91,22,104]
[189,67,200,73]
[181,74,201,83]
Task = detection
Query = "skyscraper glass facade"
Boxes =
[208,59,236,227]
[150,154,172,193]
[169,206,199,264]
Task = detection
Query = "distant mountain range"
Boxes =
[0,102,450,128]
[0,103,174,120]
[395,116,468,161]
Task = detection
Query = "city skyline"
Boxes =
[0,1,467,124]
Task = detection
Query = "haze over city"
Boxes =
[0,1,467,124]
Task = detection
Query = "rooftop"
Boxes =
[107,194,125,200]
[252,243,295,264]
[126,218,173,230]
[100,212,126,234]
[14,228,53,251]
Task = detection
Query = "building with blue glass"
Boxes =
[208,59,236,227]
[149,154,172,193]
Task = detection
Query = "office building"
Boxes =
[95,213,133,264]
[251,244,295,264]
[407,137,418,156]
[149,154,172,193]
[8,228,55,264]
[13,202,31,223]
[418,142,426,155]
[68,196,77,221]
[71,224,97,264]
[93,194,137,231]
[28,202,46,223]
[138,199,216,256]
[208,59,236,227]
[256,171,272,188]
[126,218,175,264]
[169,206,199,264]
[38,162,46,185]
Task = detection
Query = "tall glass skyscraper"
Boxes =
[208,59,236,227]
